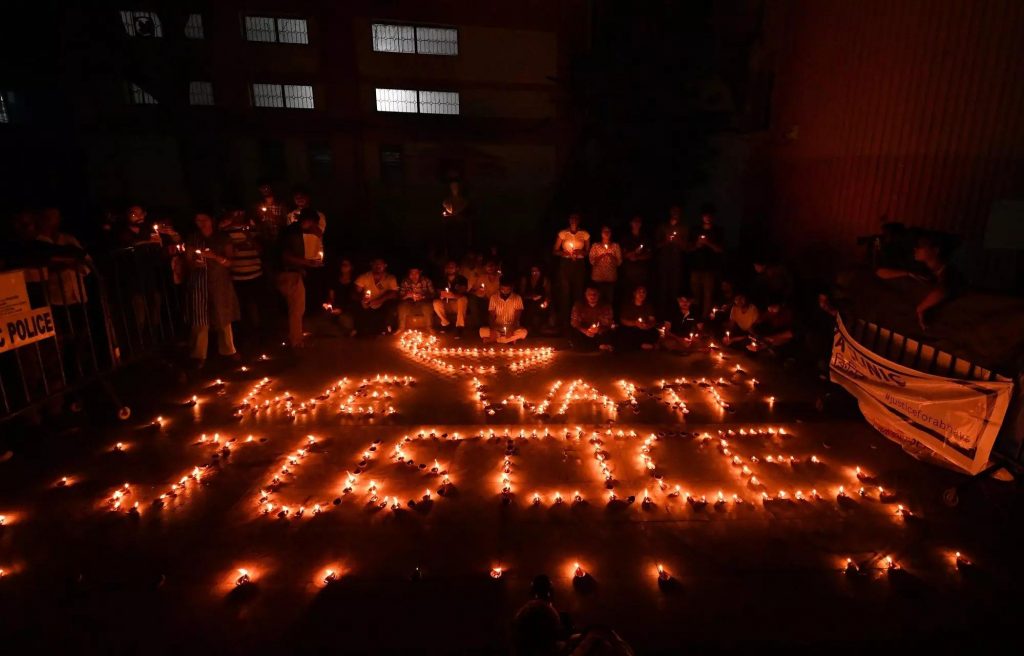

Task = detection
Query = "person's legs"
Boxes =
[216,323,237,356]
[397,302,412,331]
[569,262,586,315]
[454,296,467,327]
[569,330,599,351]
[276,272,305,347]
[432,299,451,326]
[557,260,573,329]
[190,325,209,361]
[497,327,528,344]
[479,326,492,340]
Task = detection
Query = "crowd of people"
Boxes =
[6,179,970,382]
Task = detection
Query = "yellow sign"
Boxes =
[0,270,57,353]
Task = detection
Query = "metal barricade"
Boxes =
[0,242,182,422]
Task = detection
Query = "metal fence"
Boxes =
[0,242,182,422]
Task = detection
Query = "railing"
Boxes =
[0,242,182,422]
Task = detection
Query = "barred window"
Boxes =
[283,84,315,109]
[0,93,9,123]
[375,88,418,113]
[371,23,457,55]
[253,83,315,109]
[128,83,158,105]
[189,81,214,106]
[375,88,459,115]
[371,24,414,53]
[184,13,204,39]
[244,16,308,44]
[120,10,163,37]
[415,26,458,56]
[418,90,459,115]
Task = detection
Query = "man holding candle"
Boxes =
[396,266,436,333]
[661,294,699,351]
[432,260,469,338]
[470,259,502,327]
[286,187,327,309]
[617,284,658,350]
[689,205,725,321]
[620,214,651,293]
[520,264,553,334]
[354,258,399,336]
[252,179,286,244]
[570,285,614,352]
[655,205,688,316]
[479,279,527,344]
[276,209,322,348]
[553,212,590,332]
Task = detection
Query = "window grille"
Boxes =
[375,88,418,113]
[184,13,204,39]
[244,16,308,44]
[418,90,459,115]
[120,10,163,37]
[252,83,284,108]
[372,24,415,53]
[371,23,457,55]
[253,83,315,109]
[189,81,214,106]
[129,83,158,105]
[375,89,459,115]
[415,26,458,55]
[283,84,315,109]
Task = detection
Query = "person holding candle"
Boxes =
[553,212,590,332]
[480,278,527,344]
[184,212,240,367]
[219,205,265,350]
[325,257,357,337]
[276,209,322,348]
[750,298,796,355]
[432,259,469,338]
[440,179,471,260]
[723,292,759,346]
[396,266,436,333]
[617,284,658,350]
[470,259,502,326]
[520,264,554,334]
[285,187,327,309]
[689,205,725,321]
[354,258,399,336]
[588,225,622,306]
[655,204,689,317]
[570,285,614,351]
[661,294,699,351]
[620,214,652,293]
[251,179,286,244]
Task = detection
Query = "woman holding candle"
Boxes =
[184,212,240,367]
[520,264,553,334]
[588,225,622,306]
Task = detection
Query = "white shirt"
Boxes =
[286,209,327,260]
[557,229,590,258]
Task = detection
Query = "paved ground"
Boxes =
[0,329,1020,654]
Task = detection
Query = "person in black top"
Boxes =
[620,214,652,293]
[875,231,962,329]
[688,206,725,321]
[654,205,687,316]
[660,295,699,352]
[325,257,357,337]
[520,264,553,334]
[616,285,658,351]
[432,259,469,337]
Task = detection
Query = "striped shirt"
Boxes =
[488,292,523,328]
[224,225,262,281]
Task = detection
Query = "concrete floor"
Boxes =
[0,330,1020,654]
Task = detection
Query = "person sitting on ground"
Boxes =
[750,298,795,354]
[480,278,527,344]
[520,264,553,334]
[616,285,658,351]
[875,231,962,330]
[570,285,614,352]
[354,258,399,336]
[325,257,357,337]
[470,259,502,325]
[661,295,699,352]
[722,292,759,346]
[751,256,794,307]
[432,259,469,338]
[588,225,622,305]
[511,575,571,656]
[396,266,436,332]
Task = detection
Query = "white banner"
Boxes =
[830,316,1013,474]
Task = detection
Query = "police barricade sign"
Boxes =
[0,270,57,353]
[830,316,1013,475]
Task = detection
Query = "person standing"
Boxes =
[253,179,287,245]
[286,187,327,309]
[689,206,725,321]
[276,209,321,348]
[440,179,471,260]
[184,212,240,367]
[553,212,589,332]
[620,214,652,293]
[480,279,527,344]
[655,205,688,317]
[220,206,264,349]
[588,226,622,306]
